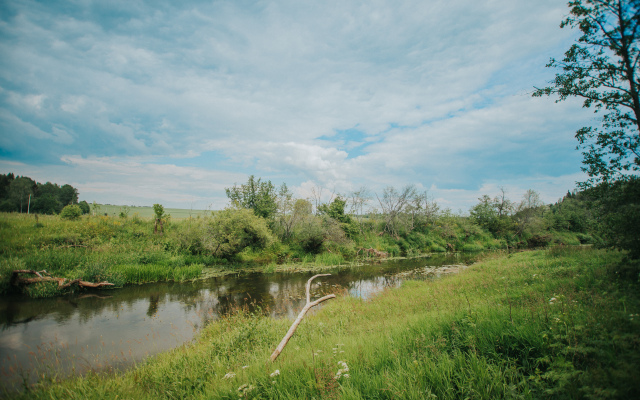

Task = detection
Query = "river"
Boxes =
[0,253,477,392]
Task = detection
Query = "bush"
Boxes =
[176,208,274,259]
[60,204,82,220]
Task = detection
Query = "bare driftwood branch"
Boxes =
[10,270,115,289]
[270,274,336,362]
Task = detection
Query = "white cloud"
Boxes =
[0,0,593,211]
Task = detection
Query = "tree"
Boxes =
[274,183,296,240]
[9,176,35,213]
[469,191,515,236]
[32,194,60,215]
[587,176,640,257]
[375,185,419,237]
[78,200,90,214]
[513,190,548,238]
[59,184,78,206]
[225,175,278,219]
[317,195,358,238]
[0,173,14,200]
[153,203,166,235]
[533,0,640,185]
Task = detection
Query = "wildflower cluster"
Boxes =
[549,296,557,305]
[270,369,280,377]
[334,361,350,380]
[332,343,345,355]
[223,372,236,380]
[237,383,255,398]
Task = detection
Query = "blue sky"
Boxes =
[0,0,594,212]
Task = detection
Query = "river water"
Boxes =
[0,253,476,392]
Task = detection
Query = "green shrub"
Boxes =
[60,204,82,220]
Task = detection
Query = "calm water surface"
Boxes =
[0,253,476,392]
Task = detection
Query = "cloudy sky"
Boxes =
[0,0,594,212]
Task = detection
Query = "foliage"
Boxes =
[0,173,81,215]
[153,204,165,220]
[587,176,640,257]
[59,204,82,220]
[59,184,79,206]
[78,200,90,214]
[374,185,439,237]
[198,208,273,259]
[9,176,35,213]
[546,191,594,233]
[317,196,359,238]
[225,175,278,219]
[469,193,515,236]
[534,0,640,185]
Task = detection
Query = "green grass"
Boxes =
[314,252,345,266]
[11,248,640,399]
[90,204,212,219]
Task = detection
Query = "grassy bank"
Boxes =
[0,210,594,299]
[11,247,640,399]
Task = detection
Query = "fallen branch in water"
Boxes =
[9,269,115,289]
[270,274,336,362]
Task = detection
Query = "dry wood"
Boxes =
[270,274,336,362]
[358,247,388,258]
[10,269,114,289]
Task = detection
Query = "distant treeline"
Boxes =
[0,173,89,215]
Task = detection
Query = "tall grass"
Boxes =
[12,248,639,399]
[314,252,345,266]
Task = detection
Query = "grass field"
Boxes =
[11,247,640,399]
[90,204,212,219]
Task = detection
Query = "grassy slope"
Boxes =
[14,248,640,399]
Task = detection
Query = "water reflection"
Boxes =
[0,253,476,392]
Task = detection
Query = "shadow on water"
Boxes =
[0,252,479,392]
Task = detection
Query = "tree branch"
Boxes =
[270,274,336,362]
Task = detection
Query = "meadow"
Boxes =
[0,204,589,299]
[9,247,639,399]
[91,204,212,219]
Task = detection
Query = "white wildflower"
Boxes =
[237,383,255,397]
[242,365,249,369]
[223,372,236,379]
[270,369,280,377]
[334,361,350,380]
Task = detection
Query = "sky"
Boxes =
[0,0,595,212]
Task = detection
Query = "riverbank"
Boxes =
[0,212,507,298]
[9,247,639,399]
